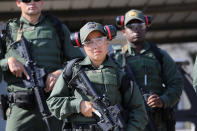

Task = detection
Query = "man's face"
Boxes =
[123,19,146,43]
[16,0,44,16]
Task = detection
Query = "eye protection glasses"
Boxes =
[126,23,146,30]
[83,37,107,48]
[20,0,41,3]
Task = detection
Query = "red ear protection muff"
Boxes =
[144,15,151,28]
[104,25,117,40]
[70,32,82,47]
[116,15,125,29]
[116,15,152,29]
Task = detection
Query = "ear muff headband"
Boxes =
[70,32,82,47]
[145,16,151,28]
[75,32,81,47]
[105,26,112,40]
[116,16,124,29]
[104,25,117,40]
[145,16,149,27]
[121,16,124,29]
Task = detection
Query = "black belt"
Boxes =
[9,91,35,110]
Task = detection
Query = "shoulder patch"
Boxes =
[8,18,18,25]
[8,18,19,29]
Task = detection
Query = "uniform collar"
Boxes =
[79,56,117,69]
[19,14,45,25]
[127,41,150,55]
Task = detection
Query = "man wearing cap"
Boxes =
[47,22,148,131]
[112,9,183,131]
[0,0,83,131]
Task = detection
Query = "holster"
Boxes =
[10,91,35,110]
[0,94,9,120]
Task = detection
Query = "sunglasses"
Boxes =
[126,23,146,30]
[20,0,41,3]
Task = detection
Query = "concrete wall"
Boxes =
[159,42,197,77]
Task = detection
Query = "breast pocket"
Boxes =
[103,70,122,104]
[144,57,161,76]
[34,30,53,47]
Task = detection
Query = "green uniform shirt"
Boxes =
[47,56,148,131]
[113,42,183,109]
[0,15,83,92]
[193,56,197,93]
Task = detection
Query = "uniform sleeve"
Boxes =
[47,72,82,120]
[159,50,184,108]
[61,24,84,60]
[121,77,148,131]
[0,58,8,71]
[193,56,197,93]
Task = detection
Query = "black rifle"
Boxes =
[125,64,158,131]
[13,36,52,131]
[69,69,126,131]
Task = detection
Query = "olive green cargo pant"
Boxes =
[144,110,175,131]
[6,104,62,131]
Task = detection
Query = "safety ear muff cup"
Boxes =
[116,16,125,29]
[104,25,117,40]
[70,32,82,47]
[144,15,151,28]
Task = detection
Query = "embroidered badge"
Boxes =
[87,22,96,29]
[129,11,137,17]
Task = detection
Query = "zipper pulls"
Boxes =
[144,74,147,86]
[144,65,147,87]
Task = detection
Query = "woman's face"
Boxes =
[83,31,109,64]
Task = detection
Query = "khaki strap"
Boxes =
[122,44,128,54]
[16,23,23,41]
